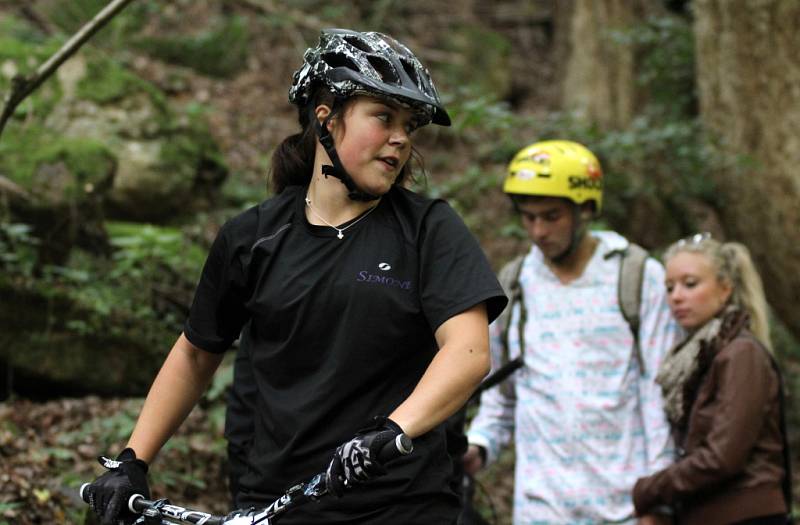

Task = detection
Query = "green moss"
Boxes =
[75,55,165,108]
[159,109,227,188]
[0,37,57,70]
[0,131,116,192]
[37,139,116,188]
[0,124,54,187]
[133,15,250,78]
[0,16,57,59]
[159,134,203,180]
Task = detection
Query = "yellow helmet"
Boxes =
[503,140,603,213]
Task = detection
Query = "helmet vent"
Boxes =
[321,52,359,72]
[399,58,420,87]
[366,55,399,84]
[344,35,375,54]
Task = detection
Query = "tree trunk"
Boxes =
[694,0,800,340]
[555,0,663,129]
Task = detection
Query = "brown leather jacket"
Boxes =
[632,322,787,524]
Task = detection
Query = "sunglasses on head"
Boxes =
[676,232,712,247]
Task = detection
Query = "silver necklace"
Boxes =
[304,195,378,240]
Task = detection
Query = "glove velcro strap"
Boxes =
[98,455,123,470]
[96,448,149,474]
[359,415,404,435]
[382,417,404,436]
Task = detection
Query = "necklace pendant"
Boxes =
[337,231,344,240]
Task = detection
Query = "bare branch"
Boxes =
[0,0,138,140]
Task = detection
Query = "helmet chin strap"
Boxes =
[551,206,588,264]
[314,110,381,202]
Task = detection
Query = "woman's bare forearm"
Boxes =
[126,333,224,463]
[390,304,490,437]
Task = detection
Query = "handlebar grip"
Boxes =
[79,484,144,513]
[128,493,146,513]
[79,483,90,503]
[377,433,413,463]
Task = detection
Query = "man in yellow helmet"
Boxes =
[465,140,680,524]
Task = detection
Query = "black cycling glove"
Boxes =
[325,416,404,497]
[85,448,150,525]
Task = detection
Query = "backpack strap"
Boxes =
[496,254,526,398]
[607,243,648,375]
[494,241,649,396]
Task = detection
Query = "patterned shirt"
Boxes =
[468,231,680,524]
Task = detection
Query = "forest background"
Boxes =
[0,0,798,524]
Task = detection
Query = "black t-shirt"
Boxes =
[185,185,506,524]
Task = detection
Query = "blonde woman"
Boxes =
[633,234,790,525]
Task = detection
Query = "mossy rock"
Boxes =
[76,55,167,108]
[0,276,174,396]
[0,130,117,263]
[1,33,228,223]
[0,219,206,396]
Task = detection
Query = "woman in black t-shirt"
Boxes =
[85,28,506,525]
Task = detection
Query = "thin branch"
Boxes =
[0,0,138,140]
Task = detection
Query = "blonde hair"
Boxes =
[665,237,772,351]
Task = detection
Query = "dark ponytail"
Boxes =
[269,88,339,193]
[269,125,316,194]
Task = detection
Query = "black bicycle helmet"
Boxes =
[289,28,450,127]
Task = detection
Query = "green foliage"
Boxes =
[429,11,726,242]
[43,0,153,49]
[608,15,697,118]
[203,356,235,436]
[106,221,205,283]
[0,222,39,277]
[436,27,512,102]
[0,125,51,186]
[76,55,164,106]
[206,357,234,405]
[446,89,520,145]
[133,16,250,78]
[0,18,57,68]
[0,17,64,120]
[0,220,206,350]
[416,165,503,227]
[220,173,266,210]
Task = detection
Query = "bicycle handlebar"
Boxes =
[80,433,413,525]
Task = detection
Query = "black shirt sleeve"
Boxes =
[419,201,507,332]
[183,213,254,353]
